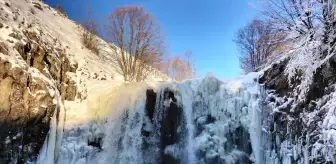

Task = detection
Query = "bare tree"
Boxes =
[157,56,171,77]
[184,50,197,78]
[170,56,186,81]
[262,0,322,37]
[164,51,197,81]
[106,6,164,82]
[234,20,283,72]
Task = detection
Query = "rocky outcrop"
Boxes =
[305,55,336,105]
[159,89,186,164]
[13,35,78,101]
[260,51,336,163]
[0,52,56,163]
[143,89,186,164]
[0,20,78,163]
[259,59,290,97]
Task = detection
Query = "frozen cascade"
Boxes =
[37,73,273,164]
[178,82,197,164]
[36,94,65,164]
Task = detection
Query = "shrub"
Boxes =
[57,4,67,17]
[82,20,99,54]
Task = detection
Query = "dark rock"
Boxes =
[100,76,106,80]
[259,59,290,96]
[162,154,180,164]
[0,120,50,164]
[32,2,43,11]
[305,55,336,105]
[70,63,78,73]
[234,126,253,154]
[8,32,22,40]
[160,89,186,164]
[235,154,253,164]
[205,114,216,124]
[6,39,13,43]
[0,41,8,55]
[14,42,31,62]
[223,125,252,155]
[88,138,102,150]
[205,154,220,164]
[145,89,156,122]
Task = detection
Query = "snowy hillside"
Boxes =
[0,0,168,95]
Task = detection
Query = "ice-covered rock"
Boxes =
[39,73,269,164]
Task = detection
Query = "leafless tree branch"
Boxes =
[106,6,164,82]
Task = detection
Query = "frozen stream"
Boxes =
[37,73,273,164]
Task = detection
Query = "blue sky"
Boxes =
[45,0,260,79]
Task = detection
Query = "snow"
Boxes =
[284,36,321,101]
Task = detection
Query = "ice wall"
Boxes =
[37,73,271,164]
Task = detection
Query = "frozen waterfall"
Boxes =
[38,73,272,164]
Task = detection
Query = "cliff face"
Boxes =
[259,33,336,163]
[0,0,85,162]
[0,7,78,164]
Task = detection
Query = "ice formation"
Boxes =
[37,73,273,164]
[36,91,65,164]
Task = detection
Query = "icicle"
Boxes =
[304,134,309,164]
[36,111,57,164]
[178,82,196,164]
[249,98,262,164]
[36,95,65,164]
